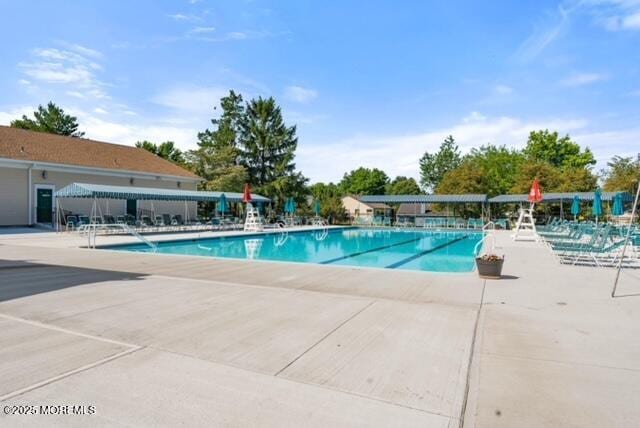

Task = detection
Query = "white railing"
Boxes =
[79,223,157,250]
[474,221,496,256]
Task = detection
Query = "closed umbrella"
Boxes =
[592,189,603,225]
[314,200,321,216]
[612,192,624,216]
[284,197,291,214]
[528,179,543,204]
[570,196,581,220]
[243,183,252,203]
[218,193,227,216]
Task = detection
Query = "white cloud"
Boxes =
[585,0,640,31]
[0,106,36,125]
[515,4,577,62]
[78,115,198,148]
[19,44,110,99]
[167,13,201,22]
[494,84,514,95]
[516,1,640,61]
[298,112,589,183]
[189,26,215,34]
[93,107,108,115]
[284,85,318,103]
[560,72,607,86]
[152,85,229,114]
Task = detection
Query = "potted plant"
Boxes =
[475,253,504,279]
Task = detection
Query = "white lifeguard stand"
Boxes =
[243,203,263,232]
[512,204,538,241]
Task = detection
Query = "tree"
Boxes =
[135,140,186,166]
[386,176,421,195]
[10,102,84,137]
[309,182,347,221]
[189,90,247,192]
[602,155,640,194]
[339,167,389,195]
[419,135,461,192]
[238,96,298,187]
[523,130,595,170]
[437,145,524,197]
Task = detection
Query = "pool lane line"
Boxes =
[385,234,469,269]
[319,235,426,265]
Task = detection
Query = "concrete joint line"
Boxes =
[0,312,138,349]
[458,279,487,428]
[274,300,377,377]
[0,346,144,402]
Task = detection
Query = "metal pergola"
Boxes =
[358,194,489,221]
[54,182,270,230]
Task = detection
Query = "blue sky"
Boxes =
[1,0,639,183]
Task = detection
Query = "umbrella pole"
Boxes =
[612,180,640,298]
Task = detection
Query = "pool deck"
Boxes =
[0,228,639,427]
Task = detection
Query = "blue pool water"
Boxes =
[107,228,483,273]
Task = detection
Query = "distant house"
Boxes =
[341,195,393,219]
[396,203,433,222]
[0,126,200,226]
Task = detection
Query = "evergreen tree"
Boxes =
[11,102,84,137]
[190,90,247,192]
[238,96,298,187]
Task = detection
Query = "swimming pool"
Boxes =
[108,228,483,273]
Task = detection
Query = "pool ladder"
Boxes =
[474,221,496,256]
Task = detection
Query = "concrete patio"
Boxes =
[0,229,638,427]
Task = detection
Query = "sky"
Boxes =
[1,0,639,183]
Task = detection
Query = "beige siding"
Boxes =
[0,167,29,226]
[341,196,374,218]
[32,170,198,222]
[0,164,199,226]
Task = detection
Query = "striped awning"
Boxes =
[359,194,487,204]
[55,183,270,203]
[489,191,632,203]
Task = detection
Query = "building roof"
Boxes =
[359,194,487,203]
[489,191,633,203]
[0,126,199,180]
[55,182,270,202]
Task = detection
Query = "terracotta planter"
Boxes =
[475,256,504,279]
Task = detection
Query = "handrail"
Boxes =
[78,223,157,250]
[474,233,496,256]
[474,221,496,256]
[482,221,495,232]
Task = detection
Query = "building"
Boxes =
[0,126,200,226]
[341,195,393,220]
[396,203,433,224]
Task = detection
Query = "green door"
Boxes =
[36,188,53,223]
[126,199,137,217]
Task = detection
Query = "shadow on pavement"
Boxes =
[0,260,148,302]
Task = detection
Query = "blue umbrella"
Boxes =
[314,200,321,216]
[284,197,291,214]
[218,193,227,215]
[612,192,624,216]
[592,189,603,224]
[570,196,581,220]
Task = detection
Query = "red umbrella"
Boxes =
[528,179,543,204]
[242,183,252,203]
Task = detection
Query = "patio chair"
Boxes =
[65,215,79,231]
[172,214,185,230]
